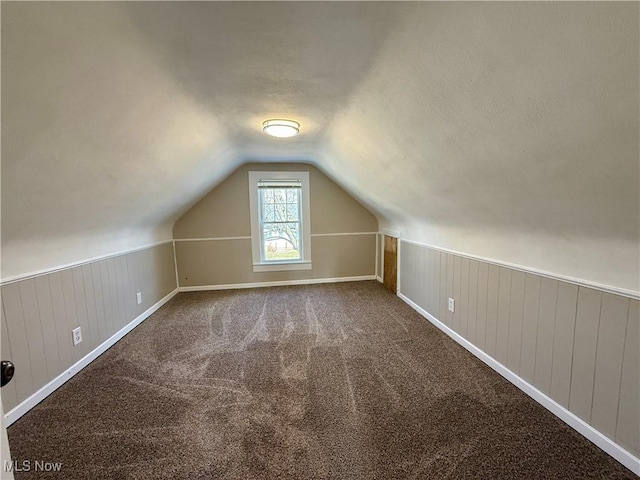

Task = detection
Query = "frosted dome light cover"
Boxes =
[262,119,300,138]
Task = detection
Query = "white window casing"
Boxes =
[248,171,312,272]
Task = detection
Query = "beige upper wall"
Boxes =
[174,163,377,239]
[174,162,377,286]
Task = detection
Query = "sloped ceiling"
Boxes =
[2,2,638,292]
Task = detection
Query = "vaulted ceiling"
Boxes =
[2,2,638,292]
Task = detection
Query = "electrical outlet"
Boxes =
[72,327,82,346]
[448,297,455,313]
[136,292,142,305]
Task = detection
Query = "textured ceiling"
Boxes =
[1,2,638,291]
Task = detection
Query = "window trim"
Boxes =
[248,171,312,272]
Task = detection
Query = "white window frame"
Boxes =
[248,171,312,272]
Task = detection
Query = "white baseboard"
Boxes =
[376,275,383,283]
[397,292,640,476]
[179,275,376,292]
[4,288,179,427]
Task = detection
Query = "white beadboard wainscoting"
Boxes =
[398,239,639,475]
[1,242,177,422]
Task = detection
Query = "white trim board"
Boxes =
[0,240,174,286]
[400,238,639,300]
[172,240,180,289]
[174,236,251,242]
[379,233,384,281]
[379,228,401,238]
[397,237,402,293]
[310,232,377,237]
[179,275,376,292]
[375,233,379,279]
[397,291,640,476]
[252,261,312,273]
[174,233,376,242]
[4,288,179,427]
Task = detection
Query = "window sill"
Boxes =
[252,261,312,273]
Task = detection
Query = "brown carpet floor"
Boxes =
[7,281,635,479]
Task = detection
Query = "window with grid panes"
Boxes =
[248,171,311,272]
[259,181,301,261]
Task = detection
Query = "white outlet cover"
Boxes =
[136,292,142,305]
[448,298,455,313]
[72,327,82,346]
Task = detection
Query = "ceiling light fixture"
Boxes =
[262,119,300,138]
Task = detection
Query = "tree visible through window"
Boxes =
[249,171,311,272]
[259,184,301,261]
